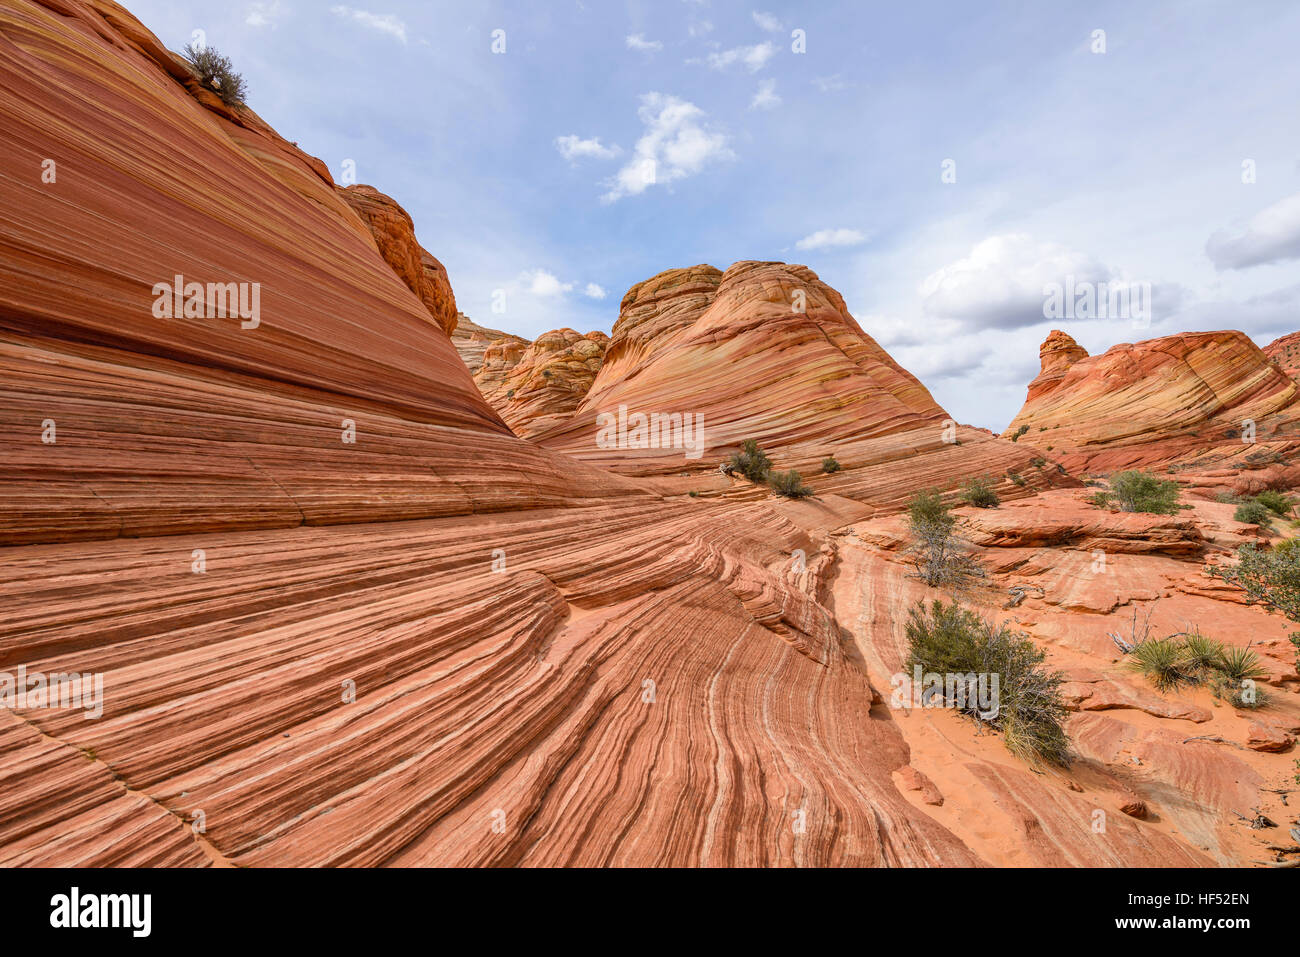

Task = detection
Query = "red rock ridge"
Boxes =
[1006,329,1300,484]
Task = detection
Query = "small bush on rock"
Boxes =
[905,600,1070,766]
[1109,470,1181,515]
[727,439,772,483]
[959,475,1000,508]
[768,469,814,499]
[183,43,247,106]
[1234,501,1274,529]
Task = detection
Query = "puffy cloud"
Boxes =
[330,6,406,43]
[920,234,1116,329]
[625,34,663,52]
[795,227,866,250]
[555,135,621,161]
[601,93,733,202]
[584,283,608,299]
[1206,191,1300,270]
[752,12,781,32]
[749,78,781,110]
[520,269,573,297]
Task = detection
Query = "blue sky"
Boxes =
[125,0,1300,429]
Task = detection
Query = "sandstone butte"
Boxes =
[473,328,610,438]
[527,261,1073,513]
[0,0,1296,869]
[1006,329,1300,496]
[451,313,527,375]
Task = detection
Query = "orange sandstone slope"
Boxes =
[474,327,609,438]
[1006,330,1300,489]
[0,0,1003,867]
[529,262,1065,507]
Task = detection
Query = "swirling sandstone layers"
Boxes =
[528,262,1062,508]
[1006,330,1300,487]
[0,0,995,868]
[0,0,1264,871]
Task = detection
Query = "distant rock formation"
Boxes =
[451,314,527,374]
[1264,331,1300,382]
[474,328,610,437]
[1007,330,1300,489]
[529,261,1060,509]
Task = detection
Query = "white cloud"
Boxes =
[584,283,608,299]
[687,19,714,37]
[330,6,407,43]
[625,34,663,52]
[1206,191,1300,270]
[749,78,781,110]
[555,135,621,161]
[796,227,866,250]
[920,234,1115,329]
[703,42,775,72]
[813,74,847,93]
[520,269,574,297]
[752,11,781,32]
[601,93,733,203]
[246,1,285,28]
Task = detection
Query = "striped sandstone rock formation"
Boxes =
[1006,330,1300,491]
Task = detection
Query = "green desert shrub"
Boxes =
[905,600,1070,766]
[1208,542,1300,621]
[1216,645,1269,684]
[906,489,983,592]
[1009,472,1027,486]
[1210,646,1271,709]
[183,43,247,106]
[1109,470,1181,515]
[959,475,1000,509]
[768,469,814,499]
[908,488,952,529]
[1234,501,1274,528]
[1127,637,1195,693]
[1087,490,1114,509]
[821,455,842,474]
[1126,627,1271,705]
[1253,489,1293,517]
[1180,631,1226,677]
[727,439,772,483]
[1273,537,1300,559]
[1009,424,1029,442]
